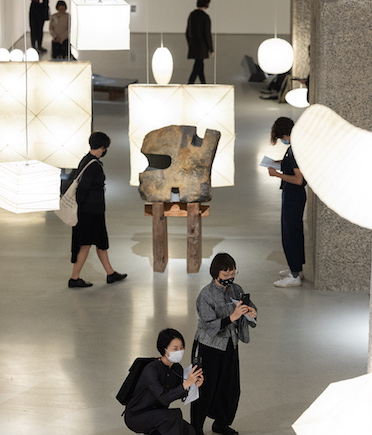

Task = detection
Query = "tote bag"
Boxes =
[54,159,98,226]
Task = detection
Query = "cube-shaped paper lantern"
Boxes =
[71,0,130,50]
[0,160,61,213]
[0,61,92,168]
[128,84,235,187]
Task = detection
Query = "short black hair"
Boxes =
[89,131,111,150]
[56,1,67,9]
[197,0,210,8]
[270,117,294,145]
[210,253,236,279]
[157,328,185,356]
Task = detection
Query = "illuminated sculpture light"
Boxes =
[128,84,235,187]
[152,45,173,85]
[70,0,130,51]
[285,87,309,108]
[0,48,10,61]
[257,37,294,74]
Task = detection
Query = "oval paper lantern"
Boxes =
[152,46,173,85]
[10,49,24,62]
[24,48,40,61]
[285,88,309,108]
[0,48,10,61]
[258,38,294,74]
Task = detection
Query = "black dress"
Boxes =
[71,153,109,263]
[125,359,195,435]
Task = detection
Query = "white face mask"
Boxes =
[166,349,184,363]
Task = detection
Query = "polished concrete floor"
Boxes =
[0,34,369,435]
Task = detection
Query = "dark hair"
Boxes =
[270,117,294,145]
[197,0,210,8]
[89,131,111,150]
[157,328,185,356]
[56,1,67,9]
[210,253,236,279]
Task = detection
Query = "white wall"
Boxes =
[0,0,290,48]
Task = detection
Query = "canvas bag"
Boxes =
[54,159,98,226]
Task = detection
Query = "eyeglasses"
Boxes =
[220,270,239,278]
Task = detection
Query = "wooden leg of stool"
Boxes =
[187,203,202,273]
[152,202,168,272]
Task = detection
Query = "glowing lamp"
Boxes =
[24,48,40,61]
[0,48,10,61]
[128,84,235,187]
[257,38,294,74]
[70,0,130,50]
[285,88,309,108]
[152,46,173,85]
[10,49,24,62]
[0,160,61,213]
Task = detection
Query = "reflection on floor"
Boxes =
[0,33,369,435]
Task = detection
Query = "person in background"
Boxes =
[125,328,203,435]
[191,253,257,435]
[49,1,70,59]
[268,117,307,287]
[29,0,49,53]
[186,0,214,84]
[69,132,127,288]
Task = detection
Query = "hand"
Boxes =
[210,51,215,57]
[183,365,203,390]
[230,300,249,322]
[246,306,256,318]
[268,166,278,177]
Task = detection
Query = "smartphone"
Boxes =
[193,355,202,370]
[242,293,251,306]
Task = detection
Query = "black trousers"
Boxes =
[125,408,195,435]
[191,339,240,433]
[188,59,206,84]
[29,3,45,49]
[52,39,69,59]
[281,189,306,273]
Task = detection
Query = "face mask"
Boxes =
[218,277,234,287]
[280,139,290,145]
[166,349,184,364]
[101,149,107,157]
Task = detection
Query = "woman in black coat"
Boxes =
[186,0,214,84]
[68,132,127,288]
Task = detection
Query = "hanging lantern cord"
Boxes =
[274,0,278,38]
[23,0,29,163]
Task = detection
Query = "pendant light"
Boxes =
[151,35,173,85]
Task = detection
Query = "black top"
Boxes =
[280,146,307,193]
[76,153,106,214]
[125,359,188,416]
[186,9,213,59]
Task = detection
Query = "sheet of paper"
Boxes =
[230,297,257,324]
[259,156,281,171]
[183,364,199,405]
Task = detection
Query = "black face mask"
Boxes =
[101,149,107,157]
[218,277,234,287]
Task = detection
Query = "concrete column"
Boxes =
[311,0,372,291]
[291,0,311,80]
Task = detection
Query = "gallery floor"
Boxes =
[0,33,369,435]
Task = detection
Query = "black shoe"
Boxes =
[68,278,93,288]
[107,272,127,284]
[38,46,47,53]
[212,422,238,435]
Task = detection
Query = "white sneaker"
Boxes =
[279,269,304,279]
[274,273,302,287]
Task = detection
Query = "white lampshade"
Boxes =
[0,160,61,213]
[9,49,24,62]
[291,104,372,230]
[0,48,10,61]
[257,38,294,74]
[23,48,40,62]
[128,84,235,187]
[152,46,173,85]
[285,88,309,108]
[0,61,92,168]
[70,0,130,50]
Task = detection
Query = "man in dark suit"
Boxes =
[29,0,49,53]
[186,0,214,84]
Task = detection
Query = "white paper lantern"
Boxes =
[128,84,235,187]
[257,38,294,74]
[0,160,61,213]
[152,46,173,85]
[285,88,309,108]
[70,0,130,50]
[0,48,10,61]
[9,49,24,62]
[23,48,40,62]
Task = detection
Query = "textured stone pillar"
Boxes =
[291,0,311,79]
[311,0,372,291]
